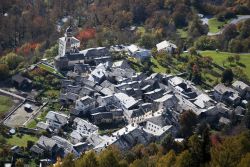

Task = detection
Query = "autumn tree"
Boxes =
[237,153,250,167]
[157,150,176,167]
[175,150,195,167]
[62,153,75,167]
[210,132,250,167]
[98,148,120,167]
[15,159,24,167]
[75,151,99,167]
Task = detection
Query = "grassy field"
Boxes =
[200,50,250,78]
[38,63,64,77]
[150,57,167,73]
[7,134,38,147]
[26,119,38,128]
[0,95,13,114]
[208,18,228,33]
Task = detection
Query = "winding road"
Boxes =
[208,15,250,36]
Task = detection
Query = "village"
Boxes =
[1,27,250,166]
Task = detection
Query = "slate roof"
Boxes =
[147,115,168,127]
[193,93,215,109]
[51,136,75,154]
[78,96,95,105]
[81,78,96,87]
[45,111,69,125]
[74,117,98,132]
[90,106,107,114]
[66,92,79,101]
[154,94,174,103]
[70,130,85,140]
[214,83,237,95]
[37,136,57,150]
[232,80,249,91]
[91,112,113,120]
[30,144,44,154]
[114,93,138,109]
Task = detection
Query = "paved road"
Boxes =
[0,89,25,100]
[208,15,250,36]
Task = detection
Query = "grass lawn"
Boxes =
[208,18,229,33]
[7,134,38,147]
[38,63,64,77]
[0,95,13,114]
[151,57,167,73]
[200,50,250,79]
[26,119,38,129]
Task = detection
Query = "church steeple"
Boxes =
[65,26,73,37]
[58,26,80,57]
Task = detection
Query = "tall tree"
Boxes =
[179,110,198,137]
[221,68,234,85]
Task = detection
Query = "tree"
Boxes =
[179,110,198,137]
[15,159,24,167]
[157,150,176,167]
[234,54,240,63]
[222,24,238,41]
[221,68,234,85]
[188,47,197,56]
[1,52,24,70]
[62,153,75,167]
[227,55,235,64]
[161,134,174,152]
[98,148,120,167]
[229,39,243,53]
[139,33,156,49]
[195,36,218,50]
[155,51,172,67]
[0,64,9,80]
[237,153,250,167]
[188,16,208,39]
[244,110,250,129]
[26,140,34,150]
[130,158,148,167]
[175,150,195,167]
[210,132,250,167]
[200,124,211,163]
[75,151,99,167]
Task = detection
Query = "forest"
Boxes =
[1,0,250,54]
[56,130,250,167]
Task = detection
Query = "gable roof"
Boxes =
[127,44,140,53]
[73,117,98,132]
[114,93,138,109]
[77,96,95,105]
[45,111,69,125]
[156,40,177,51]
[37,136,57,150]
[147,115,168,127]
[232,80,249,90]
